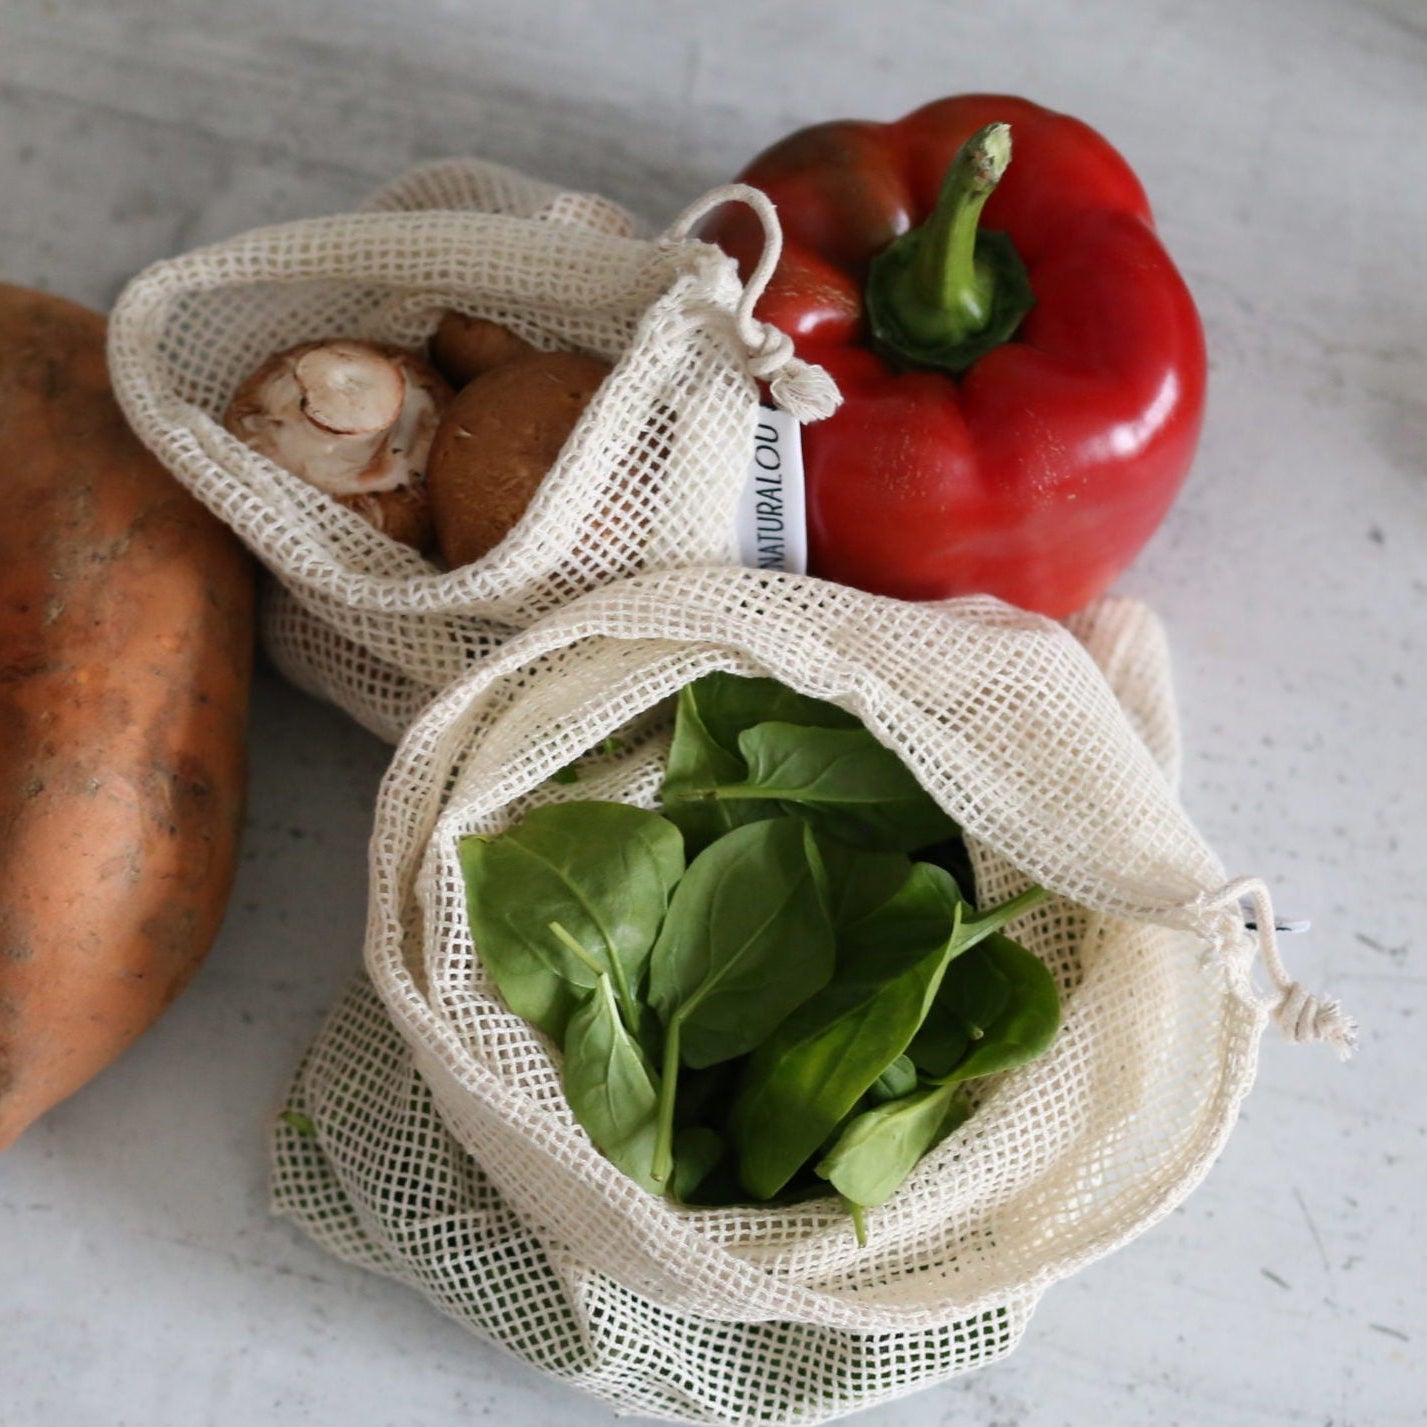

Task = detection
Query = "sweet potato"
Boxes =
[0,285,255,1151]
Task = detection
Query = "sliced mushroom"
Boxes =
[224,339,452,550]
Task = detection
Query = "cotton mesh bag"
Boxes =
[271,567,1352,1426]
[107,160,836,741]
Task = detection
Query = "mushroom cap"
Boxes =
[426,350,611,569]
[429,312,537,388]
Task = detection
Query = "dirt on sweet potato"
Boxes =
[0,284,256,1150]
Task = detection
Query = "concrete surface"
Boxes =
[0,1,1422,1423]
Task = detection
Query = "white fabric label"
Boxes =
[736,405,807,574]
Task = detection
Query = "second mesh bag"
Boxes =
[273,566,1350,1425]
[108,161,832,739]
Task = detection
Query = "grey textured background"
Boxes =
[1,1,1423,1424]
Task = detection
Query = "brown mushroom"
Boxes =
[224,339,452,550]
[425,350,612,569]
[429,312,537,388]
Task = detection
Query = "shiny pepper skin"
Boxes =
[706,94,1207,617]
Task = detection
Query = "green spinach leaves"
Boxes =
[648,817,835,1181]
[730,863,1052,1204]
[458,671,1062,1240]
[731,862,965,1200]
[663,679,957,855]
[814,927,1061,1240]
[460,800,684,1041]
[562,973,664,1192]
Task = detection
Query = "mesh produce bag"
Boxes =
[107,160,836,741]
[272,569,1352,1425]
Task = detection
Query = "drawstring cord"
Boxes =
[662,184,842,424]
[1198,876,1357,1059]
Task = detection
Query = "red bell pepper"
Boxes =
[706,95,1206,618]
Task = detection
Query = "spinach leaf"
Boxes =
[869,1054,918,1102]
[905,998,972,1080]
[649,817,834,1067]
[906,942,1012,1077]
[660,680,771,854]
[685,672,860,755]
[730,862,965,1200]
[741,723,958,851]
[647,817,835,1181]
[661,673,860,854]
[815,839,914,927]
[660,672,863,852]
[933,933,1061,1086]
[820,932,1060,1231]
[459,801,684,1042]
[816,1080,972,1220]
[670,1127,725,1203]
[562,974,663,1193]
[693,723,958,852]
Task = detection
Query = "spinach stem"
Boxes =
[652,1017,682,1189]
[957,883,1050,950]
[548,919,603,976]
[548,920,642,1038]
[675,784,759,802]
[847,1200,868,1248]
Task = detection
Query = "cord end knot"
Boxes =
[763,349,842,423]
[1199,875,1358,1060]
[1272,982,1359,1061]
[744,322,841,421]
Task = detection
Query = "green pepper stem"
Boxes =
[865,122,1034,374]
[907,122,1010,342]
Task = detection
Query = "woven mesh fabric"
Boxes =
[272,576,1269,1425]
[106,157,777,736]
